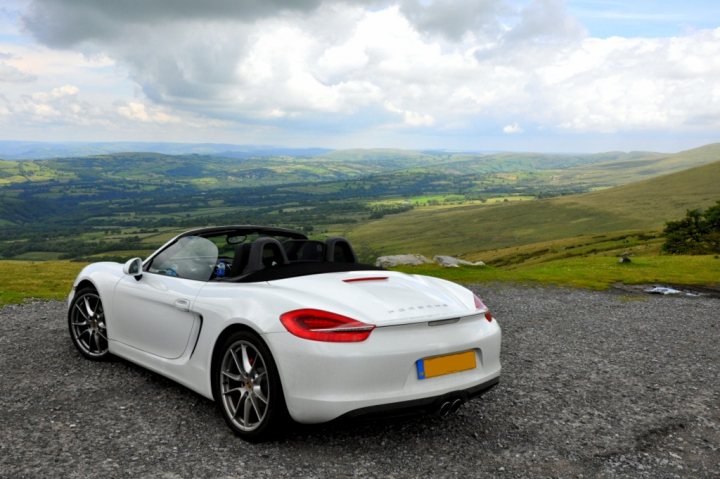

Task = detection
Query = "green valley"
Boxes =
[3,147,683,261]
[0,142,719,305]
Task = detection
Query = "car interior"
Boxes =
[145,226,375,282]
[223,236,358,278]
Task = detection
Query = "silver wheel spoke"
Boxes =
[223,387,243,396]
[229,348,245,379]
[74,303,89,320]
[241,344,254,376]
[252,384,268,404]
[222,371,242,381]
[83,296,94,317]
[243,395,252,425]
[71,320,88,327]
[232,390,247,419]
[249,393,263,419]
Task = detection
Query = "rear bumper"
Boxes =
[338,376,500,420]
[265,315,502,423]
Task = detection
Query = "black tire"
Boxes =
[212,330,289,442]
[68,286,111,361]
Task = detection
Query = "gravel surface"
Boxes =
[1,285,718,478]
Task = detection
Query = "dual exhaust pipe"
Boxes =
[436,397,464,417]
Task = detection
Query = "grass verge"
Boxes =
[0,261,88,306]
[1,255,718,307]
[393,255,720,290]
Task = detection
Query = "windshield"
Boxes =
[147,236,219,281]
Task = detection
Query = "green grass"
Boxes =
[2,254,717,306]
[0,261,88,305]
[11,251,64,260]
[393,255,720,290]
[464,231,664,267]
[348,160,720,257]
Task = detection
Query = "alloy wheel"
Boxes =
[220,340,270,432]
[70,291,109,358]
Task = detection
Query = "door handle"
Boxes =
[174,298,191,312]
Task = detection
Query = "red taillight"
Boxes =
[473,294,493,322]
[279,309,375,342]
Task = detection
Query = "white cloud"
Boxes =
[2,84,182,130]
[503,122,522,134]
[504,0,584,45]
[399,0,506,40]
[385,101,435,127]
[0,51,36,82]
[31,84,78,101]
[0,0,717,147]
[9,84,109,126]
[117,101,180,124]
[535,28,720,132]
[0,61,35,82]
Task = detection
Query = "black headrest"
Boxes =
[243,237,289,274]
[325,237,357,263]
[284,239,326,261]
[229,242,252,277]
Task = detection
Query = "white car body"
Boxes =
[68,226,501,428]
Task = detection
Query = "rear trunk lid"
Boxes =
[268,270,476,326]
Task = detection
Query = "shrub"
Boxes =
[662,201,720,254]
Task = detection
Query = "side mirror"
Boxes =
[123,257,143,281]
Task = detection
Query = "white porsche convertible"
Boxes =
[68,226,501,441]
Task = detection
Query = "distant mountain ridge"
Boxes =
[0,141,332,160]
[0,140,681,162]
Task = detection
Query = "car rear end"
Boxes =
[264,272,501,423]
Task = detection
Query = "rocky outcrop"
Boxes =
[375,254,486,268]
[433,255,486,268]
[375,254,432,268]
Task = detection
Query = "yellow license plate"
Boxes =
[417,350,476,380]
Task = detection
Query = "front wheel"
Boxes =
[68,287,111,360]
[213,330,288,441]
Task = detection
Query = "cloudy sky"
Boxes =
[1,0,719,152]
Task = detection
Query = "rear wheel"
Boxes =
[213,330,288,441]
[68,287,111,360]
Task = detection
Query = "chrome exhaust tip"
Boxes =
[449,398,464,414]
[436,401,452,417]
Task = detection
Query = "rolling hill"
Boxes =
[346,158,720,257]
[552,143,720,186]
[1,142,719,262]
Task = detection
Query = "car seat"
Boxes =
[284,239,326,262]
[243,237,289,274]
[325,237,357,263]
[228,242,252,277]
